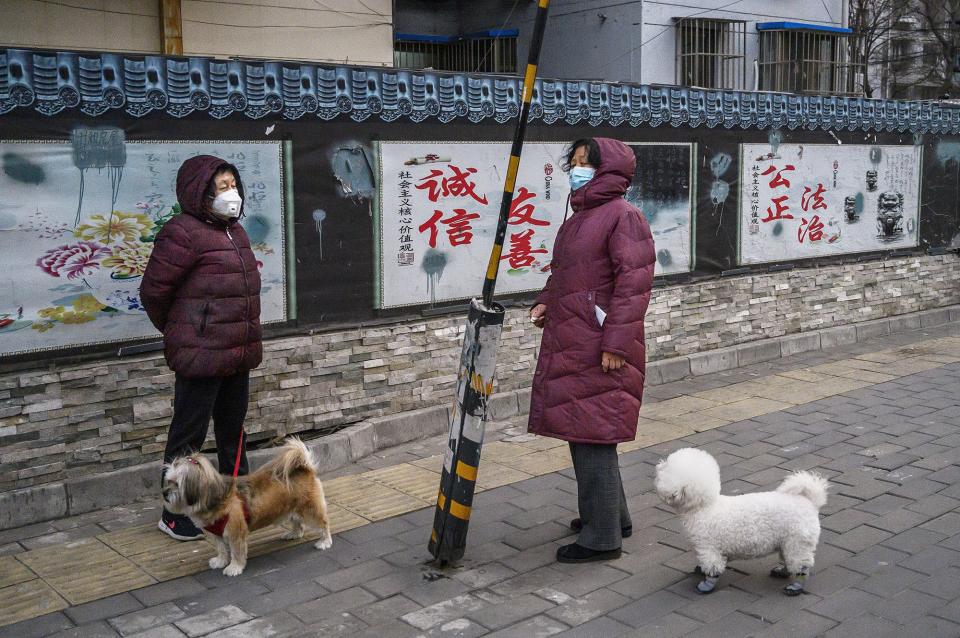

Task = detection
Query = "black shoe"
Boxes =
[569,518,633,538]
[158,509,204,541]
[556,542,622,563]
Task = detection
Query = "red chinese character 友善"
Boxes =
[418,209,480,248]
[801,184,828,212]
[761,195,793,223]
[501,228,548,269]
[798,215,825,243]
[761,164,795,189]
[507,187,549,226]
[415,165,489,205]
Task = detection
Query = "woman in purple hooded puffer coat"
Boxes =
[528,138,655,563]
[140,155,262,541]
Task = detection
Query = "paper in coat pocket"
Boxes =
[595,305,607,327]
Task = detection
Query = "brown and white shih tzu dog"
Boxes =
[162,438,332,576]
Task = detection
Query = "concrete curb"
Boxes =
[3,306,958,531]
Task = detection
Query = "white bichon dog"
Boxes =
[654,447,828,596]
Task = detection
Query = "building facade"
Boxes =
[0,0,393,66]
[394,0,850,93]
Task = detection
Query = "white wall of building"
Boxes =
[0,0,393,66]
[0,0,162,55]
[180,0,392,65]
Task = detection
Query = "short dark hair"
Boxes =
[563,138,601,172]
[205,165,239,200]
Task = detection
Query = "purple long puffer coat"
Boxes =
[527,138,656,444]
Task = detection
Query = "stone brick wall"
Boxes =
[1,253,957,494]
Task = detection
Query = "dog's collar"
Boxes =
[203,495,251,537]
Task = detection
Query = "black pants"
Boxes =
[569,442,632,551]
[162,371,250,484]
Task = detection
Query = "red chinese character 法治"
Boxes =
[762,195,793,223]
[798,215,825,243]
[507,187,548,226]
[418,209,481,248]
[415,165,489,205]
[801,184,828,212]
[761,164,795,189]
[501,228,548,269]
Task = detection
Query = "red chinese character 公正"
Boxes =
[762,195,793,223]
[507,187,549,226]
[415,165,489,205]
[798,215,825,243]
[801,184,828,212]
[761,164,795,189]
[418,209,480,248]
[501,228,548,269]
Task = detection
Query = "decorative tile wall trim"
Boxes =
[2,48,959,133]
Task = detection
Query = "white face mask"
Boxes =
[211,189,242,219]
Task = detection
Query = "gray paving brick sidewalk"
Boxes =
[5,322,960,637]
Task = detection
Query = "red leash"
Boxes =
[203,429,247,537]
[232,430,244,478]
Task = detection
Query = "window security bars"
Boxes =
[675,18,748,90]
[394,34,517,74]
[758,28,865,96]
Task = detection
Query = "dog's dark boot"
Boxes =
[783,567,809,596]
[770,564,791,579]
[556,543,622,564]
[569,518,633,538]
[696,575,719,594]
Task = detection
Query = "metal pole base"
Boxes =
[428,298,505,565]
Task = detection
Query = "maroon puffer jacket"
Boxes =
[140,155,263,378]
[527,138,656,444]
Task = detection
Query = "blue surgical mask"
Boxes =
[569,166,595,191]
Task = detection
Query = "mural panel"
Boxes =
[375,141,694,308]
[739,143,921,264]
[0,132,286,356]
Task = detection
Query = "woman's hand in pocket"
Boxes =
[602,351,625,373]
[530,304,547,328]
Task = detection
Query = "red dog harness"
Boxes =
[197,431,249,537]
[203,497,251,536]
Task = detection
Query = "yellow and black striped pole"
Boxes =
[429,0,551,565]
[482,0,551,307]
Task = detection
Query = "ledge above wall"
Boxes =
[1,47,959,132]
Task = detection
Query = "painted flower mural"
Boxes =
[36,241,110,279]
[32,209,170,331]
[102,242,151,278]
[34,294,108,331]
[75,211,154,243]
[1,140,285,357]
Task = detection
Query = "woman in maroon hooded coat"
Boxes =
[140,155,262,541]
[528,138,655,563]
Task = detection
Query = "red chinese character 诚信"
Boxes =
[415,165,489,205]
[797,215,825,243]
[801,183,828,212]
[418,209,480,248]
[501,228,548,269]
[507,187,549,226]
[761,164,795,189]
[761,195,793,223]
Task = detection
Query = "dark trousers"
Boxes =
[162,371,250,483]
[569,442,632,551]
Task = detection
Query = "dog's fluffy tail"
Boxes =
[777,471,829,510]
[272,437,317,488]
